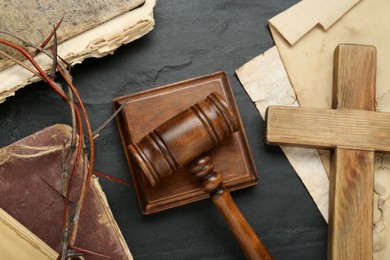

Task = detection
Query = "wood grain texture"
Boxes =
[328,44,376,260]
[266,44,378,259]
[328,149,374,260]
[113,72,258,214]
[189,156,273,260]
[332,44,376,110]
[266,107,390,151]
[212,190,273,260]
[129,92,239,186]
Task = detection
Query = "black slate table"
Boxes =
[0,1,327,259]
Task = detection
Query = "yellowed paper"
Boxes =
[268,0,390,257]
[0,0,156,103]
[237,46,329,221]
[0,0,145,71]
[0,208,58,259]
[269,0,390,110]
[237,45,390,258]
[269,0,359,45]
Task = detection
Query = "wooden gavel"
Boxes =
[129,92,273,260]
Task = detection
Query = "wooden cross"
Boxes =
[265,44,390,259]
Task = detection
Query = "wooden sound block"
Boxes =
[113,71,258,214]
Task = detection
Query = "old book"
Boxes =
[0,124,132,259]
[0,208,58,259]
[0,0,156,103]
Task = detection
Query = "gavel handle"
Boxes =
[211,189,273,260]
[189,156,273,260]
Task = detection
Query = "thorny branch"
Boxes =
[32,17,64,57]
[0,50,42,79]
[93,102,126,139]
[50,25,58,79]
[1,22,129,260]
[0,37,67,99]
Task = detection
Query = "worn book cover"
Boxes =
[0,0,156,103]
[0,124,132,259]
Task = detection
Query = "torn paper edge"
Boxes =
[268,0,360,45]
[237,46,390,258]
[236,46,329,222]
[0,0,156,104]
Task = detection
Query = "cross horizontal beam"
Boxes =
[266,106,390,152]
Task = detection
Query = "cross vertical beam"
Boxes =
[328,45,376,259]
[265,44,380,259]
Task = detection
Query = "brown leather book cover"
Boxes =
[0,124,132,259]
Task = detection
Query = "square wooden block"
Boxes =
[113,71,258,214]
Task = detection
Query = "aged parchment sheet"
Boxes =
[268,0,390,257]
[0,0,145,70]
[238,1,390,256]
[0,208,58,259]
[236,47,329,221]
[237,45,390,259]
[269,0,390,111]
[0,0,156,103]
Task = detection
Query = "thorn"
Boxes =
[32,16,64,57]
[68,245,112,258]
[92,102,126,139]
[94,171,132,187]
[49,25,58,79]
[40,177,77,207]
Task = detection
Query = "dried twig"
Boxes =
[0,50,42,79]
[0,38,67,99]
[0,29,70,79]
[31,17,64,57]
[49,26,58,79]
[68,245,112,259]
[94,171,131,186]
[57,63,95,249]
[40,177,76,207]
[58,64,95,196]
[1,30,87,259]
[62,105,83,242]
[67,88,77,150]
[1,26,97,260]
[68,151,89,245]
[93,102,126,139]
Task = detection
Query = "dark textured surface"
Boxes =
[0,1,327,259]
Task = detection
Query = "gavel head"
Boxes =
[129,92,239,186]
